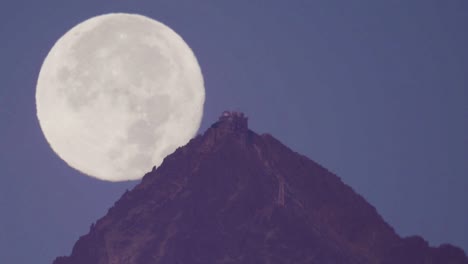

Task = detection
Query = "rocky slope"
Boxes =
[54,112,468,264]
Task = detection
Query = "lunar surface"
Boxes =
[36,13,205,181]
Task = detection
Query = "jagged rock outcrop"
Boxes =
[54,111,468,264]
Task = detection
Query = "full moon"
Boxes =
[36,13,205,181]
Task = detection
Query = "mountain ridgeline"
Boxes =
[54,112,468,264]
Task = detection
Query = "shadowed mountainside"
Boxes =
[54,112,468,264]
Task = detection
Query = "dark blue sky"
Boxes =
[1,1,467,263]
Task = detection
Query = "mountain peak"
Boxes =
[53,113,468,264]
[212,110,248,133]
[199,111,250,150]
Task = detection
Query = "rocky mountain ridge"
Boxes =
[54,112,468,264]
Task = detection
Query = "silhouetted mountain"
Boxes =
[53,112,468,264]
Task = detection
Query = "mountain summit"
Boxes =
[54,112,468,264]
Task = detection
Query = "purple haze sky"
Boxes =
[0,1,467,263]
